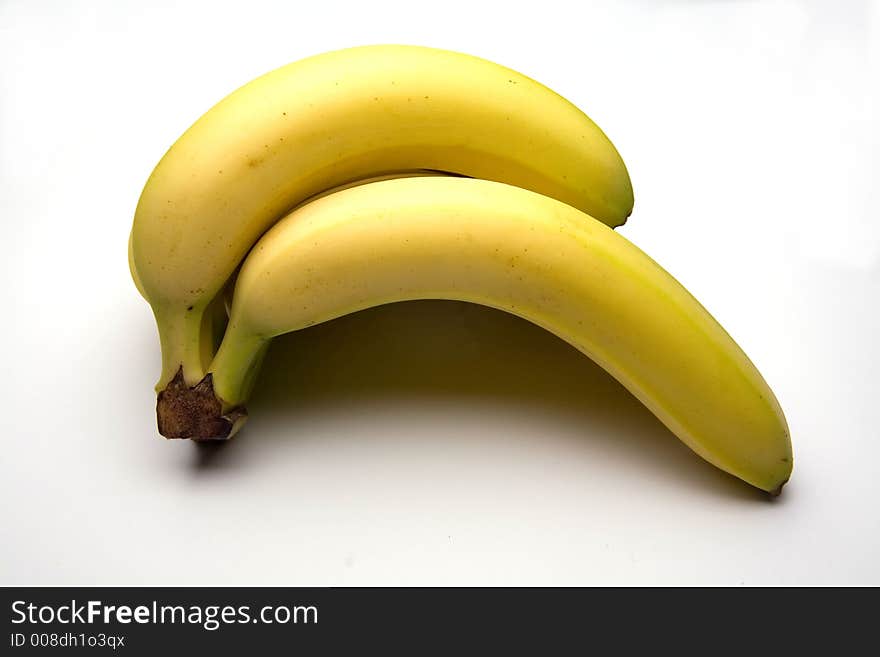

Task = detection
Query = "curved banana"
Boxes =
[158,177,792,494]
[130,45,634,392]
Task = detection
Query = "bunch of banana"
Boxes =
[130,45,792,494]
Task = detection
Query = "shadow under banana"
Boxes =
[194,300,774,502]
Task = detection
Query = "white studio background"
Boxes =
[1,0,877,585]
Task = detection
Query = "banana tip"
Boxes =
[767,479,789,498]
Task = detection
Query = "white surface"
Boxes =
[1,0,878,585]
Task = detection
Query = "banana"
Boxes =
[158,177,792,494]
[130,45,634,393]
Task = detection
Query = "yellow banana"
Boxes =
[158,177,791,494]
[130,45,633,393]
